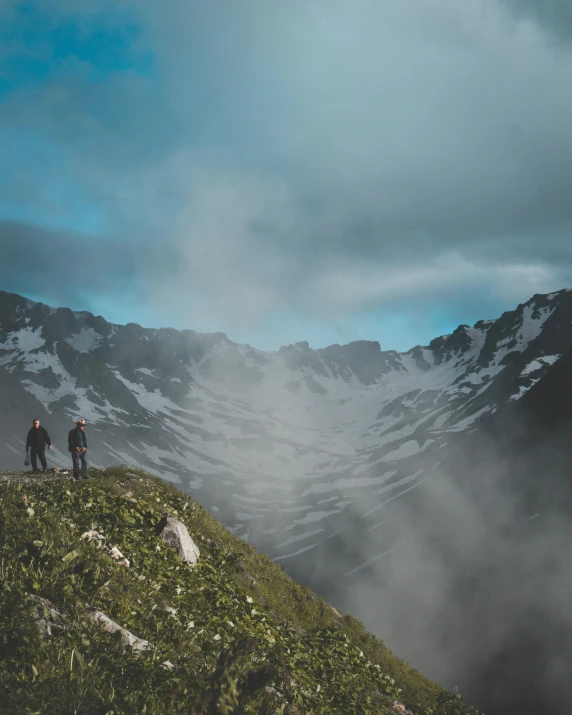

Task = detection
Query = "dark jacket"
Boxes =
[26,426,51,451]
[68,428,88,453]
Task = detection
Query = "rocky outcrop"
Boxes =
[0,471,72,485]
[89,609,149,653]
[88,610,174,669]
[159,516,200,567]
[27,593,65,637]
[28,593,173,669]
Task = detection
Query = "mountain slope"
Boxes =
[3,288,572,713]
[0,467,478,715]
[1,289,572,570]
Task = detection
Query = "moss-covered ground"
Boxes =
[0,467,480,714]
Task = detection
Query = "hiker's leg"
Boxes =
[38,449,47,471]
[72,452,81,479]
[80,452,88,478]
[30,448,38,472]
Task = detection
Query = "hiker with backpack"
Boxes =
[68,418,89,480]
[25,418,53,473]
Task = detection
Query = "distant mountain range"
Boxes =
[2,287,572,714]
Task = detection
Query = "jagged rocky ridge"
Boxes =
[1,289,570,548]
[0,467,477,714]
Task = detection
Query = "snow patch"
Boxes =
[382,439,434,461]
[520,354,560,377]
[2,327,45,352]
[66,329,102,353]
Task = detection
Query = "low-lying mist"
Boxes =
[196,346,572,714]
[287,424,572,714]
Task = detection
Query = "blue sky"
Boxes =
[2,0,572,351]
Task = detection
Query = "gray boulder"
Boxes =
[159,516,200,567]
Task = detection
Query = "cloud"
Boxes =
[335,427,572,713]
[1,0,572,349]
[498,0,572,45]
[0,220,138,309]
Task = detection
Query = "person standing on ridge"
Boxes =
[68,418,89,480]
[25,418,53,473]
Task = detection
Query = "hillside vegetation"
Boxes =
[0,467,480,714]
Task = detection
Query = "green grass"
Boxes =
[0,466,480,714]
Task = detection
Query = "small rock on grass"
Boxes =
[81,530,130,567]
[27,594,65,637]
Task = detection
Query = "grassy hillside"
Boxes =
[0,467,480,714]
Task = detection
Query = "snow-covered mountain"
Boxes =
[1,288,572,567]
[4,287,572,713]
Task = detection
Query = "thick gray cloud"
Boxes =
[499,0,572,44]
[0,220,137,309]
[1,0,572,347]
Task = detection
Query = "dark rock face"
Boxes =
[3,287,572,713]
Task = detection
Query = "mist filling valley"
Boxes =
[2,289,572,714]
[232,388,572,715]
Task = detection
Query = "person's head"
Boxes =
[32,419,40,428]
[77,419,86,430]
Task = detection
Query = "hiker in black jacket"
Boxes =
[68,418,88,480]
[25,419,52,473]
